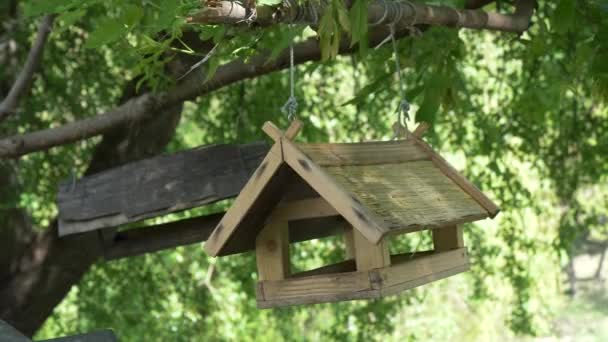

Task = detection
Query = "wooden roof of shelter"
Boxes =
[205,121,499,257]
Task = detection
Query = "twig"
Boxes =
[0,15,56,121]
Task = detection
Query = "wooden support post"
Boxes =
[343,224,356,260]
[432,225,464,252]
[256,217,290,281]
[350,225,390,271]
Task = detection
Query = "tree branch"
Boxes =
[0,1,531,159]
[189,0,535,33]
[0,15,55,121]
[0,94,159,158]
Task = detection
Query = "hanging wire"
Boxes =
[370,0,422,137]
[281,25,298,121]
[389,23,410,129]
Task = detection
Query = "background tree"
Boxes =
[0,0,607,340]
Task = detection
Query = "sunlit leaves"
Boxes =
[318,0,351,60]
[349,0,369,56]
[84,17,126,49]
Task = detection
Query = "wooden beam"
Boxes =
[104,213,223,260]
[57,142,268,236]
[258,268,375,307]
[262,121,284,142]
[104,214,346,261]
[262,120,303,142]
[343,224,356,260]
[281,137,389,244]
[432,225,464,252]
[256,217,290,281]
[412,122,430,138]
[352,226,390,271]
[284,120,303,140]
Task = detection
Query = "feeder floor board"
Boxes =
[256,248,469,308]
[323,161,488,233]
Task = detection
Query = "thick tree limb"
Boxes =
[0,1,533,159]
[189,0,534,33]
[0,30,362,158]
[0,94,158,158]
[0,15,55,121]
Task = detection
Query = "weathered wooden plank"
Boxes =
[257,250,468,308]
[299,139,430,166]
[205,142,288,256]
[258,270,374,306]
[324,161,490,233]
[282,137,389,244]
[374,248,468,289]
[57,142,268,236]
[379,263,470,297]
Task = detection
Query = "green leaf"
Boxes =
[318,11,335,61]
[334,0,351,33]
[56,9,85,33]
[84,17,126,49]
[416,75,444,124]
[205,56,221,81]
[349,0,368,56]
[122,4,144,28]
[212,26,226,44]
[23,0,76,17]
[330,26,341,59]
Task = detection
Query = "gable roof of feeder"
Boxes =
[204,121,499,257]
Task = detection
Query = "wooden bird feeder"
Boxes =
[204,120,499,308]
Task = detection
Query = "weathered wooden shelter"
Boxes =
[205,120,499,308]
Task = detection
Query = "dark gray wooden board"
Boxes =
[0,319,30,341]
[57,142,268,236]
[104,213,345,260]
